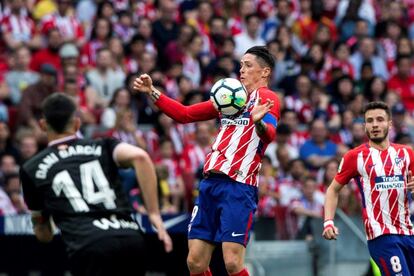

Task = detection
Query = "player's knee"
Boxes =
[223,254,243,274]
[187,254,209,273]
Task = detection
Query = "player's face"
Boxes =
[240,53,269,93]
[364,109,392,144]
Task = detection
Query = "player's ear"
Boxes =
[262,67,271,79]
[39,118,47,132]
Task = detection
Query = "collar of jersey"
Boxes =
[48,134,79,147]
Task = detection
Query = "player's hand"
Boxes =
[322,225,339,240]
[251,98,274,123]
[148,213,173,253]
[407,170,414,194]
[133,74,153,94]
[157,227,173,253]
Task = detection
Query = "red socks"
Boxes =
[229,268,249,276]
[190,268,212,276]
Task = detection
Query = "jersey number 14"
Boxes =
[52,160,116,212]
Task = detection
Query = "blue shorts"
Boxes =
[188,174,258,247]
[368,234,414,275]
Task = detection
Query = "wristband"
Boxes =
[323,219,334,230]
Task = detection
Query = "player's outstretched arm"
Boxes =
[132,74,217,123]
[322,179,343,240]
[114,143,173,253]
[31,211,53,243]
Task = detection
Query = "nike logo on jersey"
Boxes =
[231,232,245,237]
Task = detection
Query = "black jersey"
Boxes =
[21,136,141,256]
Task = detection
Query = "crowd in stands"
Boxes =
[0,0,414,241]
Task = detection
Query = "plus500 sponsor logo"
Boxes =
[221,118,250,126]
[374,175,404,191]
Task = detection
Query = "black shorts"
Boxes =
[69,234,146,276]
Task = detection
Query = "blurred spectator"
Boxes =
[256,155,279,240]
[137,17,156,54]
[80,17,113,68]
[152,0,179,70]
[387,54,414,113]
[96,1,117,22]
[349,36,389,80]
[59,43,80,69]
[337,180,362,216]
[101,87,132,129]
[258,156,279,218]
[156,138,185,213]
[208,15,228,57]
[0,154,18,176]
[165,24,196,67]
[86,47,125,107]
[76,0,97,31]
[5,46,39,105]
[280,109,309,148]
[1,0,42,50]
[364,76,387,102]
[330,75,356,115]
[150,113,186,156]
[180,121,215,206]
[61,78,97,131]
[266,123,299,168]
[317,158,339,193]
[284,74,313,123]
[234,13,265,58]
[0,122,20,162]
[114,10,135,44]
[2,172,28,214]
[16,132,38,165]
[300,119,337,170]
[276,158,308,239]
[112,108,146,150]
[17,63,58,139]
[32,0,57,21]
[290,176,324,240]
[108,36,126,73]
[0,182,16,215]
[336,0,375,41]
[389,103,414,143]
[182,34,203,86]
[330,41,355,81]
[40,0,85,47]
[292,0,337,43]
[29,28,62,72]
[349,118,366,148]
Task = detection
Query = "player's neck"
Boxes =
[47,131,78,145]
[368,139,390,151]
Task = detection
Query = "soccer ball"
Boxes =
[210,78,248,116]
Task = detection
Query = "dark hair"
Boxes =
[42,93,77,133]
[363,101,391,119]
[4,172,19,186]
[396,54,412,65]
[90,17,113,41]
[245,46,275,69]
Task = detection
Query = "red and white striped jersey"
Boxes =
[204,88,280,186]
[335,143,414,240]
[41,14,84,41]
[1,13,36,42]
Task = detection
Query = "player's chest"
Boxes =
[219,96,257,129]
[361,150,406,176]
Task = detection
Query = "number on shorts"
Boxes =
[390,256,402,273]
[190,206,199,223]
